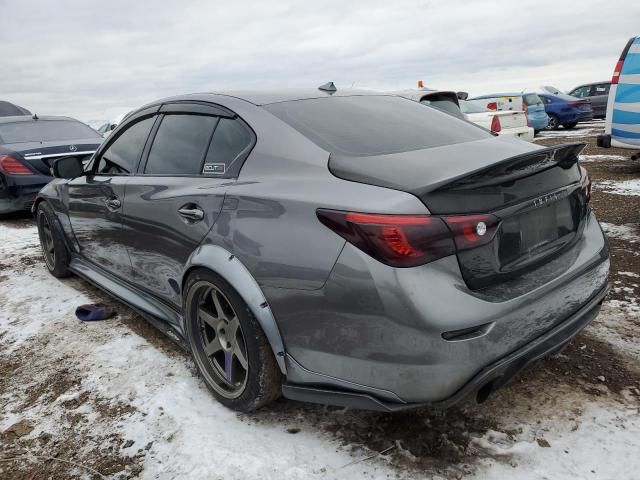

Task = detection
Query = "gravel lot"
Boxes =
[1,121,639,479]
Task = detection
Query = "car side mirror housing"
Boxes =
[52,156,85,179]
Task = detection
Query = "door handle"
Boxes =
[178,205,204,221]
[105,197,121,210]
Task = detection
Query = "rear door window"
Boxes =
[98,117,155,175]
[594,84,610,96]
[203,118,254,177]
[144,114,218,175]
[265,96,489,156]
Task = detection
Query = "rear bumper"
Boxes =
[498,126,534,141]
[282,282,608,411]
[0,172,49,214]
[576,111,594,122]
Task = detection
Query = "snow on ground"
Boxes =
[600,222,639,243]
[2,222,640,479]
[536,128,595,138]
[596,179,640,196]
[580,154,628,163]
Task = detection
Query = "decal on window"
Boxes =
[203,163,225,175]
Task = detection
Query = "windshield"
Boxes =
[265,96,489,156]
[0,120,101,144]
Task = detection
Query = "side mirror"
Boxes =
[52,156,85,179]
[457,91,469,100]
[110,124,117,131]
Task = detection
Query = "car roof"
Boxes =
[208,88,383,106]
[0,115,79,124]
[571,81,611,89]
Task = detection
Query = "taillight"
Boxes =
[487,102,497,111]
[522,102,528,113]
[316,209,500,268]
[0,155,33,175]
[612,60,624,85]
[490,115,501,133]
[443,214,500,251]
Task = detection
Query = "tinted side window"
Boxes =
[144,114,218,175]
[203,118,254,176]
[98,117,154,175]
[594,84,610,96]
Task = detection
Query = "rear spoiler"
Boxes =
[435,142,586,192]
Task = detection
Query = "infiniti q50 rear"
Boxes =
[35,88,609,411]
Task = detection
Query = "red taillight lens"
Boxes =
[0,155,33,175]
[490,115,501,133]
[443,214,500,251]
[612,60,624,85]
[317,210,501,268]
[487,102,497,111]
[317,210,455,267]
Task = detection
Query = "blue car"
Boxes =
[0,115,102,214]
[468,92,549,132]
[538,91,594,130]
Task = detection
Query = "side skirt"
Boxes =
[68,255,188,351]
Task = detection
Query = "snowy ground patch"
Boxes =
[596,179,640,196]
[600,222,639,243]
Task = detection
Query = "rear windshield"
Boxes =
[0,120,101,144]
[419,96,464,119]
[264,96,489,156]
[459,101,489,113]
[523,94,543,106]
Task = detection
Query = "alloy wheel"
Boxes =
[38,212,56,270]
[190,281,249,399]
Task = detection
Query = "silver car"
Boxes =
[35,86,610,412]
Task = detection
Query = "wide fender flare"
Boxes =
[183,244,287,374]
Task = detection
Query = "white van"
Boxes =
[597,35,640,152]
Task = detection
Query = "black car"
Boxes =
[0,115,103,214]
[567,82,611,119]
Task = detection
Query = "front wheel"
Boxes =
[184,269,281,411]
[563,122,578,129]
[36,202,70,278]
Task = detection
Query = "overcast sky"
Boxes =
[1,0,638,123]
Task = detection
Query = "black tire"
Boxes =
[534,129,541,136]
[36,202,70,278]
[184,269,281,412]
[546,114,559,130]
[563,122,578,129]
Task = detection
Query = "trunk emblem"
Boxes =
[476,222,487,236]
[69,145,77,152]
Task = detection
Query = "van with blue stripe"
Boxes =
[598,35,640,152]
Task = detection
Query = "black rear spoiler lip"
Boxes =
[420,142,586,195]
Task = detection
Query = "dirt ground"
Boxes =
[1,122,639,479]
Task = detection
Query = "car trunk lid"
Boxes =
[329,139,589,289]
[11,139,100,175]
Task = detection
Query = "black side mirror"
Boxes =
[52,156,85,179]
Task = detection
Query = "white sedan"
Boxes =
[460,100,534,141]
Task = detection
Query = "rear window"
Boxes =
[419,96,464,119]
[523,94,543,106]
[264,96,489,156]
[459,101,489,113]
[0,120,101,144]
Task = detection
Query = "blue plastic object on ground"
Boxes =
[75,304,114,321]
